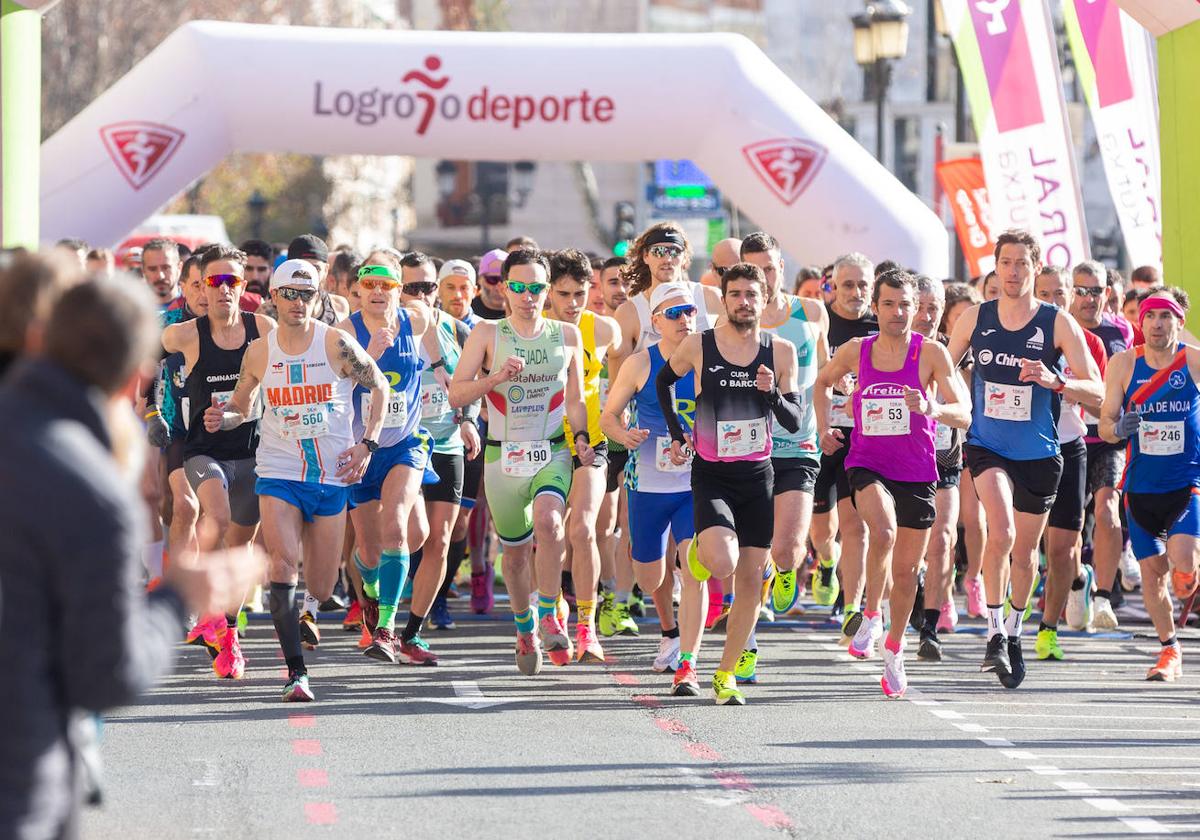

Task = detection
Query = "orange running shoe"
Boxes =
[185,615,223,660]
[342,600,363,632]
[575,623,605,663]
[1171,569,1198,600]
[1146,645,1182,682]
[540,614,573,666]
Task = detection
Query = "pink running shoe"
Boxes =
[398,635,440,666]
[185,615,223,660]
[965,575,985,619]
[881,646,907,698]
[515,632,542,675]
[540,614,573,666]
[212,627,246,679]
[575,623,605,663]
[471,564,495,615]
[937,600,959,634]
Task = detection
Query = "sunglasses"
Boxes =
[1073,286,1105,298]
[205,273,243,288]
[358,264,399,281]
[403,281,438,296]
[482,273,503,286]
[359,277,400,291]
[657,304,697,321]
[276,287,317,302]
[648,245,683,259]
[712,265,727,278]
[506,280,548,296]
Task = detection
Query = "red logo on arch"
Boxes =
[100,121,185,190]
[742,138,826,205]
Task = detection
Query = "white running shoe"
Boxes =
[1065,565,1094,631]
[881,645,907,698]
[1120,545,1142,591]
[849,615,883,660]
[653,635,681,673]
[1092,595,1119,631]
[671,570,682,607]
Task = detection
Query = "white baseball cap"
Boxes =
[270,258,321,291]
[438,259,476,284]
[649,282,692,313]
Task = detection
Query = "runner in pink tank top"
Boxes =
[815,270,971,698]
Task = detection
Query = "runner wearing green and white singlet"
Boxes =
[450,249,593,676]
[737,233,828,683]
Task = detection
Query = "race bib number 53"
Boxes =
[861,398,909,436]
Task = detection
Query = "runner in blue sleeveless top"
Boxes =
[947,229,1103,689]
[1101,289,1200,683]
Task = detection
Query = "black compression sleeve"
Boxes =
[655,361,687,444]
[766,390,804,433]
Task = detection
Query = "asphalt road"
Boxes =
[82,594,1200,839]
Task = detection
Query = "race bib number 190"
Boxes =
[501,440,552,477]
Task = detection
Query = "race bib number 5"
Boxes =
[501,440,552,477]
[717,419,767,458]
[983,382,1032,421]
[1139,421,1184,456]
[861,398,909,436]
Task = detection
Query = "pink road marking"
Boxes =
[631,694,662,708]
[653,718,690,735]
[289,713,316,728]
[298,768,328,788]
[304,802,337,825]
[292,739,322,756]
[684,742,722,761]
[612,672,639,686]
[744,803,793,830]
[713,770,753,791]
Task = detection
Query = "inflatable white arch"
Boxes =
[41,21,949,274]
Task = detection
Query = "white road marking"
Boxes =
[1120,817,1173,834]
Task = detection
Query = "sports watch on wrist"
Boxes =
[361,438,380,453]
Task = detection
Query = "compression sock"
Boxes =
[987,604,1005,639]
[354,551,380,600]
[269,582,304,673]
[513,607,535,635]
[537,592,559,620]
[377,549,410,632]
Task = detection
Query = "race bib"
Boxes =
[364,391,408,429]
[1139,421,1185,456]
[935,422,954,451]
[598,376,610,407]
[421,384,451,420]
[276,404,329,440]
[830,394,855,428]
[983,382,1032,421]
[717,418,767,458]
[656,435,691,473]
[501,440,552,477]
[861,398,909,437]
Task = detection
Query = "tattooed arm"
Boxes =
[329,328,388,444]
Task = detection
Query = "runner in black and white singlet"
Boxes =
[161,245,275,681]
[656,263,803,706]
[204,258,390,702]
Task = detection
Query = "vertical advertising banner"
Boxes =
[939,0,1090,267]
[936,158,997,276]
[1062,0,1162,268]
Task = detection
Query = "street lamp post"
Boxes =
[934,1,969,280]
[246,189,268,241]
[851,1,913,166]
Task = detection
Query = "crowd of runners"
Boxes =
[23,223,1200,706]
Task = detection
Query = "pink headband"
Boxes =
[1139,295,1186,324]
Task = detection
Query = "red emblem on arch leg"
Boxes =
[100,122,185,190]
[742,138,826,205]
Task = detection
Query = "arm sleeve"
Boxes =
[765,389,804,433]
[655,361,687,444]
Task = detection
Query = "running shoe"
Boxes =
[734,649,758,685]
[686,540,711,582]
[672,660,700,695]
[881,646,907,698]
[515,632,542,676]
[236,609,248,638]
[1146,644,1182,682]
[937,600,959,633]
[212,627,246,679]
[430,597,455,630]
[917,626,941,662]
[653,635,680,673]
[758,604,775,624]
[712,670,745,706]
[299,611,320,650]
[398,635,440,666]
[1092,596,1119,631]
[964,575,985,619]
[628,586,646,618]
[185,615,223,660]
[772,568,799,614]
[1171,569,1198,600]
[362,598,380,635]
[999,637,1026,689]
[364,627,399,664]
[840,609,863,647]
[981,634,1010,676]
[539,614,573,667]
[1119,544,1141,590]
[608,601,639,637]
[1035,627,1064,661]
[811,559,840,607]
[671,570,682,607]
[1065,565,1094,631]
[910,572,926,632]
[705,599,725,630]
[283,670,314,702]
[342,600,363,631]
[848,614,883,660]
[470,564,495,614]
[598,592,618,637]
[576,623,605,664]
[358,624,372,650]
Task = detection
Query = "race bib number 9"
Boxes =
[861,398,909,437]
[656,435,691,473]
[1139,421,1185,456]
[830,394,855,428]
[276,404,329,440]
[983,382,1032,421]
[501,440,552,477]
[717,418,767,458]
[364,392,408,429]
